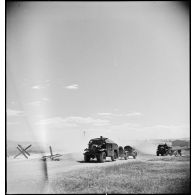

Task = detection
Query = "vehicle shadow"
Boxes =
[77,159,112,163]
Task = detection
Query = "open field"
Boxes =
[7,152,190,194]
[49,156,190,194]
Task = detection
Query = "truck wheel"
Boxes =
[114,151,118,159]
[84,155,90,162]
[111,155,115,161]
[133,152,137,159]
[98,152,106,163]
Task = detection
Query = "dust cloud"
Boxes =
[134,141,158,155]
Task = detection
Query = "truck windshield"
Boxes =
[89,140,103,145]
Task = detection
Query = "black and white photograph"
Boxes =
[6,1,190,194]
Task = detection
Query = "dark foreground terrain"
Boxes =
[7,152,190,194]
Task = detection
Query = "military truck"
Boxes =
[124,145,137,159]
[83,136,119,163]
[156,143,172,156]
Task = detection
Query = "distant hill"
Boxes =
[172,140,189,148]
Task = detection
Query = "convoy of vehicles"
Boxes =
[83,137,183,163]
[83,136,138,163]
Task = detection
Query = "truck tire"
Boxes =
[111,155,115,161]
[133,151,137,159]
[98,152,106,163]
[84,155,90,162]
[114,151,118,160]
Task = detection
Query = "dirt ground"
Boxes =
[6,151,190,194]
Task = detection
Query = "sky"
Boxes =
[6,1,189,152]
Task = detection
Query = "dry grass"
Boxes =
[49,156,190,194]
[148,155,190,162]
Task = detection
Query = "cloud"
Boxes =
[126,112,143,117]
[97,113,122,117]
[98,113,113,116]
[7,109,24,116]
[65,116,110,126]
[37,117,78,127]
[97,112,142,118]
[37,116,110,128]
[32,80,50,89]
[65,84,79,90]
[32,85,42,89]
[27,98,49,106]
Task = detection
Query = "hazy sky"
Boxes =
[7,2,189,151]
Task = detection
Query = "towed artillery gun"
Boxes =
[118,146,126,159]
[124,145,137,159]
[118,145,137,160]
[156,143,182,156]
[169,149,182,156]
[83,136,119,163]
